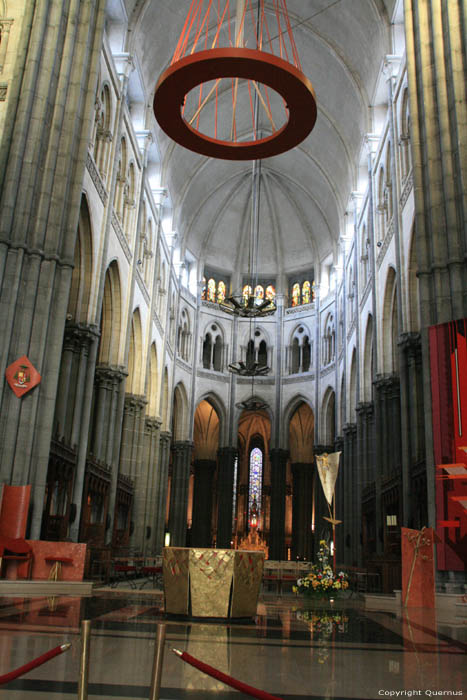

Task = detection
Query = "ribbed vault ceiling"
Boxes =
[125,0,397,275]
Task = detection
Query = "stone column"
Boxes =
[154,431,171,553]
[168,441,192,547]
[191,459,216,547]
[269,448,288,560]
[0,2,105,539]
[291,462,313,560]
[216,446,237,548]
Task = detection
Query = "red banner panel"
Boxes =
[429,319,467,571]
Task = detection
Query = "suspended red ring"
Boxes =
[153,48,317,160]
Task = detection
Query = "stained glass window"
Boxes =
[232,455,238,531]
[265,284,275,301]
[243,284,252,301]
[255,285,264,299]
[248,447,263,524]
[302,280,311,304]
[207,278,216,302]
[201,277,206,300]
[217,280,226,303]
[292,282,300,307]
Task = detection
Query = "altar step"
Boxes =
[0,579,96,595]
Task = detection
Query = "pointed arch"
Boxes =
[99,260,122,366]
[349,348,357,422]
[68,194,93,323]
[172,382,189,440]
[407,226,420,332]
[127,308,143,395]
[321,387,336,447]
[362,314,374,401]
[382,267,398,373]
[147,342,159,416]
[161,367,169,430]
[288,401,315,462]
[193,399,220,460]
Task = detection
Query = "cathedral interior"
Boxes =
[0,0,465,697]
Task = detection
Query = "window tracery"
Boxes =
[289,326,312,374]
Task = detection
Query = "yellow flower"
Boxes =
[292,586,298,593]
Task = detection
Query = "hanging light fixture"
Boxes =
[220,155,276,319]
[229,356,269,376]
[236,374,269,410]
[153,0,317,161]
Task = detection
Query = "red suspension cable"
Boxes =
[173,648,284,700]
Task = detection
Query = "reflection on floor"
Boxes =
[0,588,465,699]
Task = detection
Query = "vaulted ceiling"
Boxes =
[124,0,397,277]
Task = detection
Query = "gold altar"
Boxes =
[162,547,264,618]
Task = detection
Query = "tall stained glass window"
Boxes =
[292,283,301,307]
[265,284,275,301]
[302,280,311,304]
[201,277,206,300]
[248,447,263,525]
[217,280,226,303]
[207,278,216,302]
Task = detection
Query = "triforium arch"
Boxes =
[288,400,315,560]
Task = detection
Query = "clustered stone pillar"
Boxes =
[141,417,162,552]
[291,462,313,560]
[154,431,171,553]
[168,441,192,547]
[119,394,147,549]
[216,447,237,548]
[0,1,106,539]
[70,364,126,542]
[191,459,216,547]
[342,424,357,564]
[269,448,288,560]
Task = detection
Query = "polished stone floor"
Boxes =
[0,588,465,699]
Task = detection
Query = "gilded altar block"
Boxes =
[163,548,264,618]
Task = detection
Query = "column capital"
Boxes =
[217,446,238,459]
[269,447,289,463]
[342,422,357,436]
[313,444,334,455]
[159,431,172,446]
[172,440,193,456]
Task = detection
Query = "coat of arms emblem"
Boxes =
[5,355,41,397]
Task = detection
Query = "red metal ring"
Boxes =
[153,48,317,160]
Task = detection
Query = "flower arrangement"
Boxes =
[295,610,349,633]
[292,540,349,599]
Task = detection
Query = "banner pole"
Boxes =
[78,620,91,700]
[149,623,166,700]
